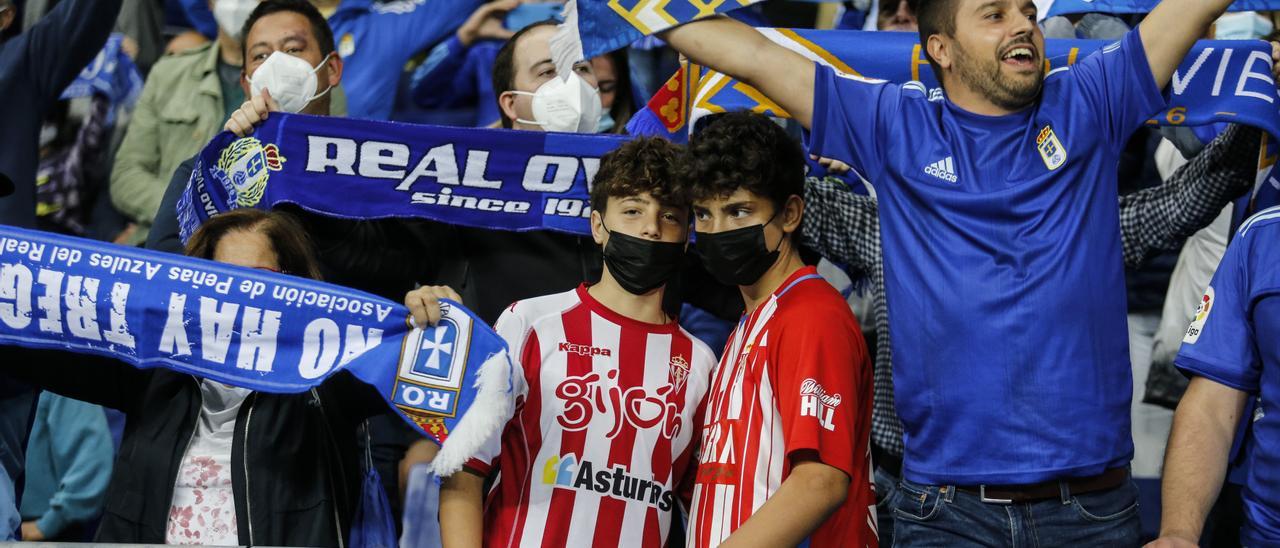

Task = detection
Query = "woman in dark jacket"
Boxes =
[3,209,389,547]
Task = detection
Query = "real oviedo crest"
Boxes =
[392,303,475,438]
[1035,125,1067,171]
[214,137,285,208]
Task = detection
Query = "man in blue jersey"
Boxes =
[1149,206,1280,548]
[660,0,1239,543]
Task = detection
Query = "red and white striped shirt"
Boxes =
[467,284,716,548]
[688,267,878,547]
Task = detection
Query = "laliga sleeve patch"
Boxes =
[1183,286,1215,343]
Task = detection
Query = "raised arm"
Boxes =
[661,16,816,128]
[1146,377,1249,547]
[22,0,124,109]
[1118,125,1261,269]
[373,0,483,57]
[1139,0,1234,89]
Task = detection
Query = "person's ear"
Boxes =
[927,33,952,71]
[499,91,520,125]
[0,8,14,33]
[323,53,343,88]
[590,209,607,247]
[781,195,804,235]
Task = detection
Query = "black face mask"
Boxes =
[695,212,783,286]
[602,227,686,295]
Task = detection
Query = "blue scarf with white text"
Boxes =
[0,225,512,476]
[1042,0,1280,17]
[178,117,629,240]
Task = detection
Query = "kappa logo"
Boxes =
[558,342,612,357]
[1183,286,1215,344]
[1036,125,1067,170]
[215,137,285,208]
[924,156,958,183]
[799,378,843,431]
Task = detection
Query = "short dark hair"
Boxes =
[685,111,804,220]
[493,19,559,129]
[590,136,687,214]
[911,0,959,81]
[240,0,336,63]
[600,49,636,134]
[185,209,323,280]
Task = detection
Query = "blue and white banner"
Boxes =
[0,225,512,475]
[678,29,1280,215]
[177,115,630,242]
[674,29,1280,139]
[1039,0,1280,18]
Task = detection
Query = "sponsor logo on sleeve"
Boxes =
[799,378,843,431]
[1183,286,1215,343]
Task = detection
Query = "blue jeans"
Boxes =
[875,466,899,546]
[892,477,1142,547]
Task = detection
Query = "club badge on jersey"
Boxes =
[1036,125,1068,171]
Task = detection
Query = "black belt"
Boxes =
[956,468,1129,504]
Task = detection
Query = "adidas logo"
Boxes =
[924,157,958,183]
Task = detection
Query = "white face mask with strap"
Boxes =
[249,50,333,114]
[512,71,603,134]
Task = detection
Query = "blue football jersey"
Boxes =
[1176,207,1280,545]
[328,0,478,120]
[806,29,1166,484]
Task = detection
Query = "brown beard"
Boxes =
[951,39,1043,111]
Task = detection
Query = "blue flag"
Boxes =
[177,116,630,242]
[60,33,144,124]
[552,0,765,71]
[0,225,512,475]
[1042,0,1280,17]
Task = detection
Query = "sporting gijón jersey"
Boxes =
[688,267,878,547]
[467,284,716,547]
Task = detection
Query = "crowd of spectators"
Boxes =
[0,0,1277,545]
